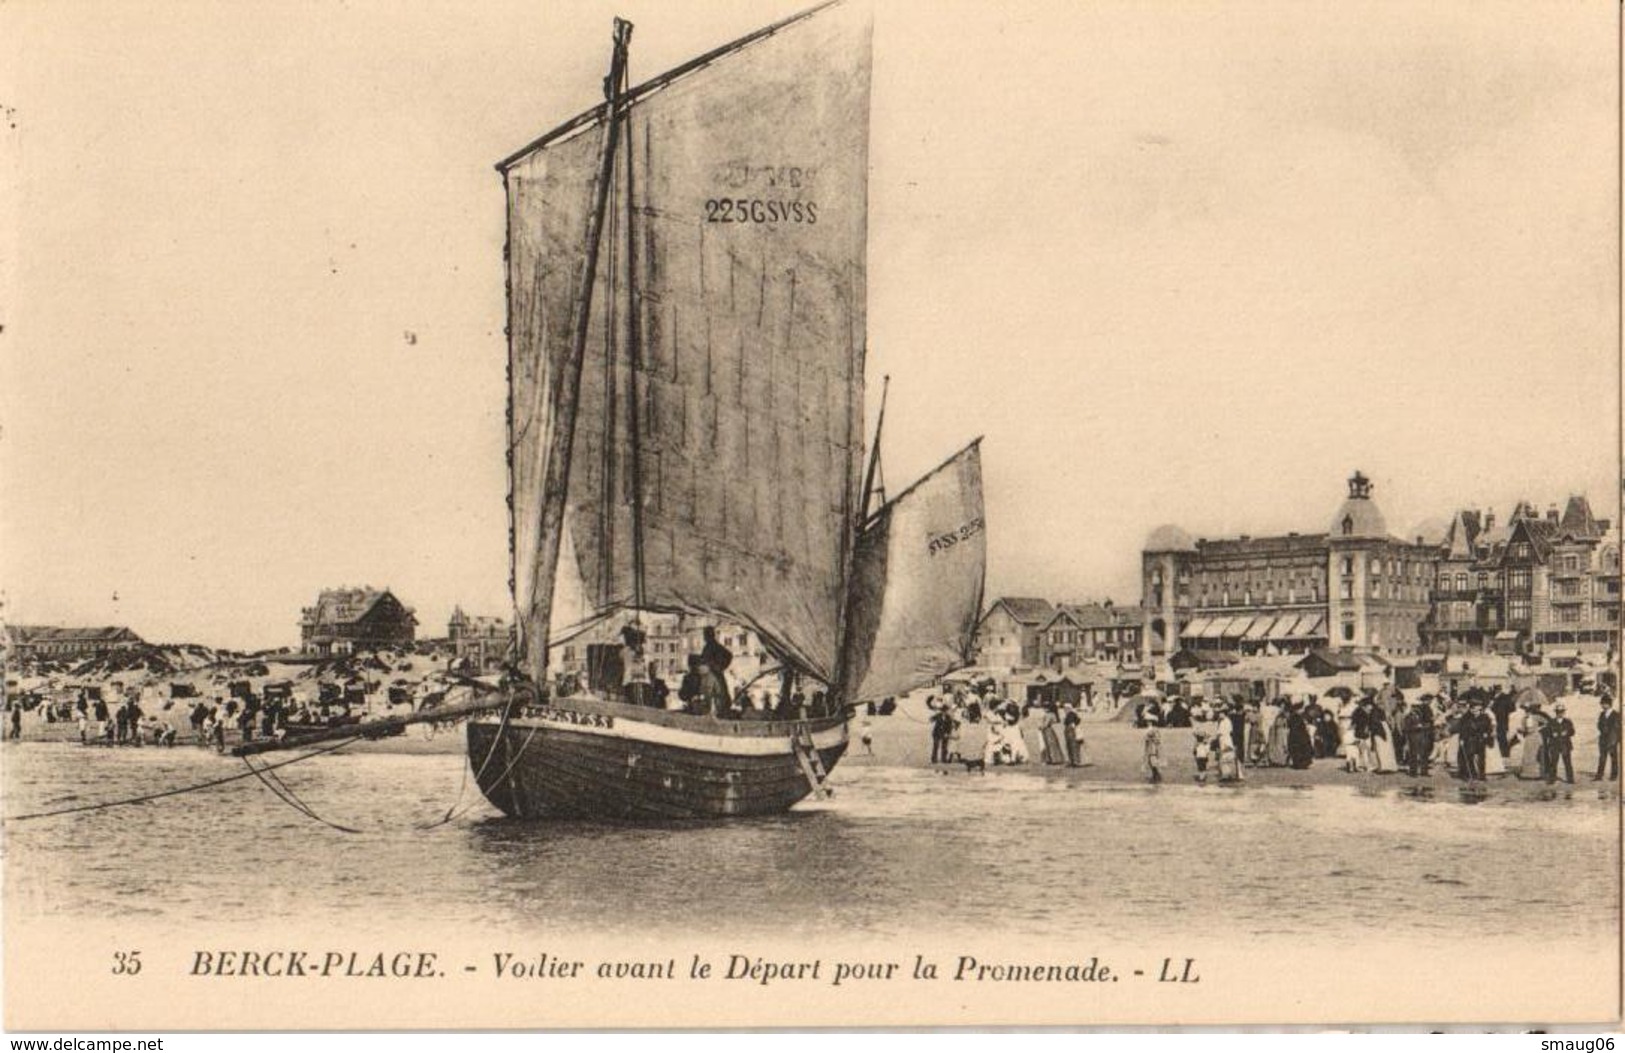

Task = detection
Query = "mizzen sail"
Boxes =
[505,4,873,685]
[841,441,987,702]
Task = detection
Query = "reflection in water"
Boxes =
[4,745,1618,943]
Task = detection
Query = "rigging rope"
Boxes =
[414,690,518,830]
[4,735,362,823]
[420,723,542,829]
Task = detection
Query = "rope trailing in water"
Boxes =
[4,736,362,823]
[240,754,362,835]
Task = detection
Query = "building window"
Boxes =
[1455,573,1467,592]
[1342,516,1354,536]
[1477,572,1487,589]
[1341,556,1353,576]
[1510,569,1530,590]
[1342,622,1355,642]
[1509,600,1530,624]
[1563,555,1579,572]
[1340,581,1352,600]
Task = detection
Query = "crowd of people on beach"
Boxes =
[1136,686,1620,786]
[923,692,1093,769]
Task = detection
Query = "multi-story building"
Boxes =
[971,597,1056,670]
[3,625,145,664]
[447,608,511,670]
[1037,602,1143,670]
[1142,472,1439,661]
[299,587,417,655]
[1422,496,1619,659]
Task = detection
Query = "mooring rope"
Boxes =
[416,714,540,830]
[241,754,363,835]
[4,735,362,823]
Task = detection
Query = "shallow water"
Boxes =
[4,743,1618,941]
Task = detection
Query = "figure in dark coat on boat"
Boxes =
[699,627,733,717]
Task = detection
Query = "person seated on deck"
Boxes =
[649,668,670,710]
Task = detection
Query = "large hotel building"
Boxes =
[1140,472,1619,662]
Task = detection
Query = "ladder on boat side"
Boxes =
[790,725,832,798]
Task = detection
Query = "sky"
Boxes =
[0,0,1617,650]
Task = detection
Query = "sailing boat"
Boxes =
[465,1,988,819]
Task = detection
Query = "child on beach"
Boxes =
[1192,730,1210,784]
[1143,728,1163,784]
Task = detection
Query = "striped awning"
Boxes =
[1180,616,1218,640]
[1243,617,1276,641]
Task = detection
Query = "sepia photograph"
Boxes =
[1,0,1619,1034]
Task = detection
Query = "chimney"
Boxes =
[1547,505,1560,525]
[1484,512,1496,534]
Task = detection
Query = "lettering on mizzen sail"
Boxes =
[704,162,821,224]
[928,517,985,556]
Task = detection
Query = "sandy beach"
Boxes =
[10,681,1616,807]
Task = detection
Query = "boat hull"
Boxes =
[465,697,847,820]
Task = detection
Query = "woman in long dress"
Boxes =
[1370,711,1398,773]
[1265,702,1290,767]
[1482,729,1507,777]
[1038,706,1065,765]
[1517,705,1548,779]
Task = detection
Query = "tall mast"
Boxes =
[859,374,889,526]
[524,17,633,677]
[622,52,648,615]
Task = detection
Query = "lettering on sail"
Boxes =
[705,162,820,225]
[928,518,985,556]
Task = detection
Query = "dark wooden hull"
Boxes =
[465,697,848,820]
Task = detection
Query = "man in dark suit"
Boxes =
[1594,693,1620,781]
[1490,689,1518,758]
[1403,697,1434,777]
[1543,702,1576,784]
[1457,700,1490,782]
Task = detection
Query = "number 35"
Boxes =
[112,950,142,975]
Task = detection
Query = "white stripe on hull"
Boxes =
[471,712,848,757]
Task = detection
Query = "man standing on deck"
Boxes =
[699,627,733,717]
[1593,693,1619,781]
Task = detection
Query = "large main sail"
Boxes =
[841,441,987,702]
[504,4,873,686]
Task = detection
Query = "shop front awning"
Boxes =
[1243,616,1276,641]
[1179,616,1217,640]
[1273,614,1311,640]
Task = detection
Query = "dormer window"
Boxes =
[1342,516,1354,536]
